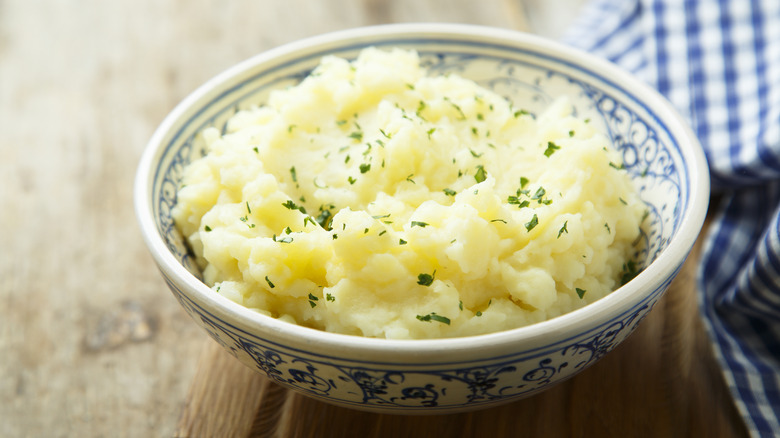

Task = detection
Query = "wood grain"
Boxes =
[0,0,747,437]
[0,1,526,436]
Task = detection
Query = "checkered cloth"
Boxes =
[562,0,780,435]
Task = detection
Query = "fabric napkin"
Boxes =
[562,0,780,435]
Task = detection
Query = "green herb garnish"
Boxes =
[520,176,529,188]
[417,271,435,286]
[416,312,451,325]
[544,141,561,157]
[525,214,539,232]
[474,165,487,183]
[620,260,640,285]
[558,221,568,238]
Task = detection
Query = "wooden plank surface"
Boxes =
[0,0,747,437]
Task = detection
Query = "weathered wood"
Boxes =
[0,0,746,436]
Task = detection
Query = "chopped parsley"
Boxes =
[620,260,641,285]
[520,176,529,188]
[474,165,487,183]
[531,187,546,202]
[410,221,429,228]
[272,234,293,243]
[417,271,435,286]
[558,221,569,238]
[525,214,539,232]
[513,109,529,118]
[544,141,561,157]
[443,188,457,196]
[308,293,319,308]
[265,276,275,289]
[445,98,466,120]
[348,176,357,185]
[576,288,587,299]
[416,100,427,116]
[326,293,335,302]
[349,131,363,141]
[239,215,255,228]
[281,200,306,213]
[204,225,212,232]
[416,312,451,325]
[315,206,334,230]
[399,238,407,245]
[359,163,371,173]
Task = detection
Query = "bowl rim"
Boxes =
[134,22,710,360]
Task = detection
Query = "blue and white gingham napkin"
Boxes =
[562,0,780,435]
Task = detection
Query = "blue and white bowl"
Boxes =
[134,23,709,413]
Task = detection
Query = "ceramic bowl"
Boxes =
[135,23,709,413]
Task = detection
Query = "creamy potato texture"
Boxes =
[172,48,646,339]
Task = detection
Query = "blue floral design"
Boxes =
[147,37,692,411]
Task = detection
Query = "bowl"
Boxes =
[134,23,709,413]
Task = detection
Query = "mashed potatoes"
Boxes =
[172,48,645,339]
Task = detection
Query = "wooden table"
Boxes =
[0,1,748,436]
